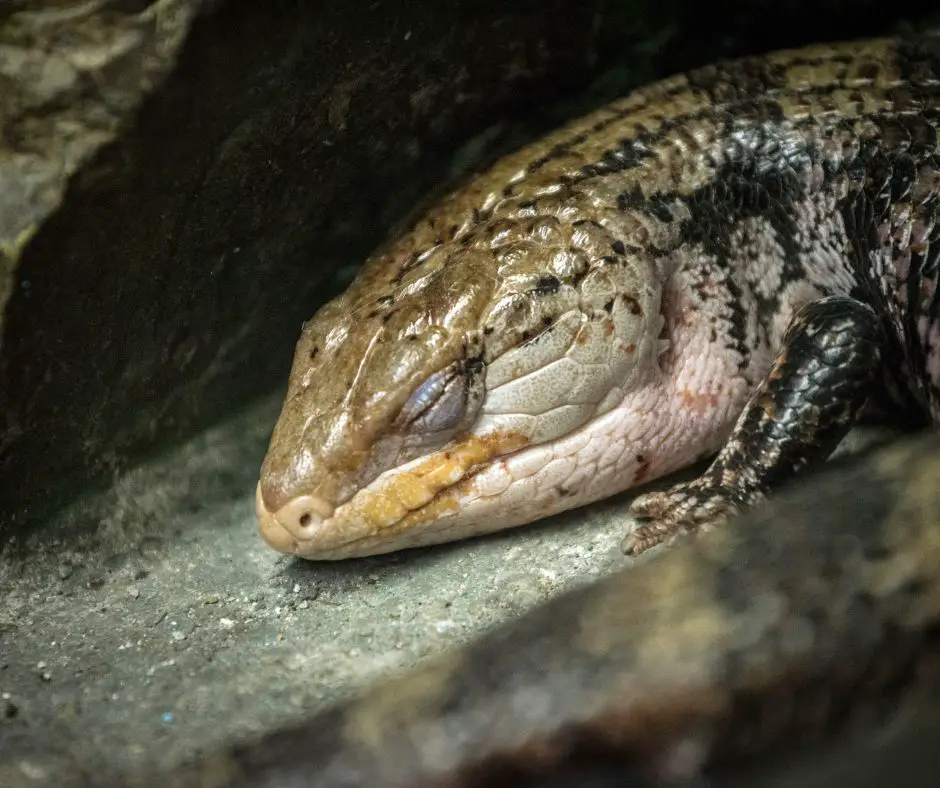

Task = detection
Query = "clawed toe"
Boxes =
[621,481,743,556]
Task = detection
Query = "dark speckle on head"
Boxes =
[466,354,485,374]
[623,295,643,315]
[532,275,562,296]
[611,240,627,255]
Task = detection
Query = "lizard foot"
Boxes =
[621,479,748,556]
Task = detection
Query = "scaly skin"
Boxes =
[92,429,940,787]
[257,34,940,560]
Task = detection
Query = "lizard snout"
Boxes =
[255,483,336,554]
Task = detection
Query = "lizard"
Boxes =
[74,428,940,787]
[23,36,940,788]
[254,32,940,561]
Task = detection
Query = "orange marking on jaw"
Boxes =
[358,493,410,529]
[396,487,464,529]
[390,475,441,511]
[343,430,530,532]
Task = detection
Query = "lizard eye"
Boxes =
[398,367,468,434]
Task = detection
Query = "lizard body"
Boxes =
[256,33,940,560]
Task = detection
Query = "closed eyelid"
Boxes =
[398,369,451,426]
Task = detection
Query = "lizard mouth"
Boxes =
[256,429,530,560]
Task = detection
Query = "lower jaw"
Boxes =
[258,431,534,559]
[258,465,623,561]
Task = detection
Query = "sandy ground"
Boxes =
[1,392,635,779]
[0,396,930,785]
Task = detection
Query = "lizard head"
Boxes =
[257,205,667,559]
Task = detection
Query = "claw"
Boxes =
[622,479,746,556]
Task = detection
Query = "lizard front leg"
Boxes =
[623,295,886,556]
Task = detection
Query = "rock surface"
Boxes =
[0,406,908,785]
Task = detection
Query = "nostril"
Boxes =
[271,494,336,539]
